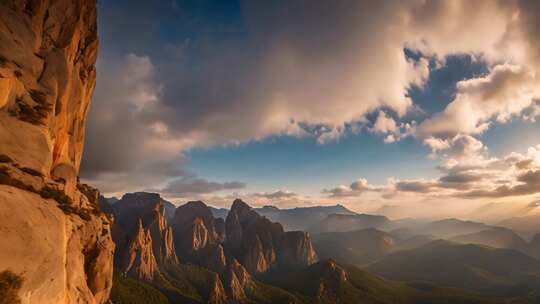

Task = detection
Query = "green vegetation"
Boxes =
[0,167,94,220]
[367,240,540,297]
[0,270,24,304]
[39,186,72,206]
[263,260,502,304]
[243,280,305,304]
[157,263,218,303]
[110,272,169,304]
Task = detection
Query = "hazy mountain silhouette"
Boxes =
[368,240,540,297]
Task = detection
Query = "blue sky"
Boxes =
[81,1,540,217]
[184,54,490,195]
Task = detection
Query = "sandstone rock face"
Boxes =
[224,259,252,303]
[279,231,318,268]
[225,199,317,274]
[0,1,114,303]
[314,260,349,303]
[172,201,227,270]
[0,185,114,304]
[112,192,179,276]
[208,273,229,304]
[0,0,98,194]
[121,221,159,281]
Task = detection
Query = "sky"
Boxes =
[80,0,540,221]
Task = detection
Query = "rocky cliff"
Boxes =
[225,199,318,274]
[120,220,159,281]
[172,200,227,271]
[109,194,319,303]
[112,192,179,279]
[0,1,114,303]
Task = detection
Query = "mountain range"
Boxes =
[106,192,540,303]
[209,204,357,231]
[367,240,540,298]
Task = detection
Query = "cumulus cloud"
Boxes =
[423,134,486,162]
[369,111,416,144]
[418,64,540,139]
[323,178,383,198]
[83,0,540,196]
[324,144,540,200]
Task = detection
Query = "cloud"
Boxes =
[323,178,383,198]
[369,111,416,144]
[417,64,540,139]
[83,0,540,195]
[160,176,246,197]
[395,180,438,193]
[324,144,540,200]
[253,190,298,200]
[372,111,399,134]
[528,199,540,208]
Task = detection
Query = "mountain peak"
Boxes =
[231,198,251,211]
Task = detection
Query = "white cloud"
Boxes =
[418,64,540,139]
[372,111,398,134]
[323,178,384,198]
[85,0,540,196]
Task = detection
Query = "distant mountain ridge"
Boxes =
[450,227,530,253]
[313,228,397,265]
[108,192,515,303]
[209,204,357,231]
[368,240,540,297]
[308,213,392,234]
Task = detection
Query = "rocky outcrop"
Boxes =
[224,259,252,303]
[0,1,114,303]
[279,231,318,268]
[0,0,98,195]
[312,259,349,303]
[121,221,158,281]
[112,192,179,275]
[172,201,227,270]
[225,199,317,274]
[208,273,228,304]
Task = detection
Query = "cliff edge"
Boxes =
[0,1,114,303]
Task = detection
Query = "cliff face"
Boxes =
[121,221,159,281]
[279,231,319,268]
[0,1,114,303]
[112,193,179,279]
[224,259,252,303]
[225,199,318,274]
[172,201,227,271]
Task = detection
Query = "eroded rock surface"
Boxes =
[172,201,227,270]
[225,199,318,274]
[112,192,179,278]
[0,1,114,303]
